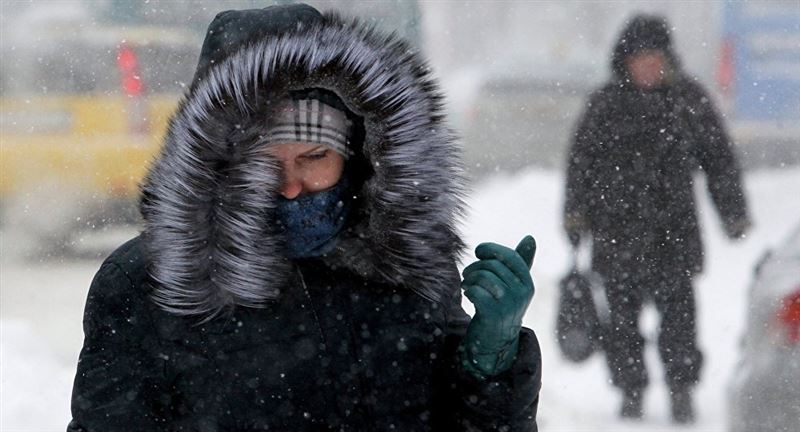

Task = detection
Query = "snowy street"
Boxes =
[2,166,799,431]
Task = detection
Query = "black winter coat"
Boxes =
[565,33,748,276]
[68,237,540,431]
[69,7,541,431]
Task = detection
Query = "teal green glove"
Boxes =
[459,236,536,380]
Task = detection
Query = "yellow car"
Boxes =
[1,94,175,200]
[0,26,196,254]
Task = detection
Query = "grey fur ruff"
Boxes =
[139,13,467,319]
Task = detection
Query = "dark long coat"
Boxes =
[564,33,748,276]
[68,8,541,432]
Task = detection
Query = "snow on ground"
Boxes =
[1,255,102,431]
[2,166,799,431]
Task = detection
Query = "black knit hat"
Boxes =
[618,14,671,54]
[611,14,677,80]
[191,4,324,89]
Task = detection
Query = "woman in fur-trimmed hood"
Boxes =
[69,4,541,431]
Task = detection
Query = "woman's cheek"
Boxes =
[305,161,341,191]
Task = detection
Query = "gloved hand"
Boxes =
[564,213,587,246]
[724,217,752,240]
[459,236,536,380]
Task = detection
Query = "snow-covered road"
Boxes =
[2,166,799,431]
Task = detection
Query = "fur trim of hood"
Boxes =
[139,13,466,319]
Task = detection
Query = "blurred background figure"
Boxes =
[563,14,750,423]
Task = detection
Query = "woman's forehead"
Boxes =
[269,142,328,156]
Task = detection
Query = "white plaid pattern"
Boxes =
[266,99,353,158]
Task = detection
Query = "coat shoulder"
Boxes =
[80,235,163,345]
[584,83,618,111]
[673,76,711,101]
[87,235,151,311]
[100,235,148,287]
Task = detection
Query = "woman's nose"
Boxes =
[279,166,303,200]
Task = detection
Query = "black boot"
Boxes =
[670,387,695,424]
[620,389,643,419]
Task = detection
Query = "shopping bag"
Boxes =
[556,244,608,362]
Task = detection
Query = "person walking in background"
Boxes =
[563,14,750,423]
[68,4,541,431]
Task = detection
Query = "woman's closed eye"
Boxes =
[302,149,329,161]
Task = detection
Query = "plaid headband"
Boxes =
[266,98,353,158]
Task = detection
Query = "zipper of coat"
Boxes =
[296,266,328,350]
[297,266,377,429]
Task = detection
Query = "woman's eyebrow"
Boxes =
[301,145,326,155]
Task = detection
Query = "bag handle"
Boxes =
[569,240,580,272]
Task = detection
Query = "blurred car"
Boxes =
[728,220,800,432]
[447,59,605,178]
[0,25,197,253]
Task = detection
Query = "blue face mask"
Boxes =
[275,176,352,259]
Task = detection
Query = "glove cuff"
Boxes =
[459,335,520,380]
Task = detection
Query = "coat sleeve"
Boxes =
[68,262,172,431]
[564,91,606,228]
[685,82,749,228]
[433,279,542,432]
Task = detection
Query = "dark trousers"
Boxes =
[601,266,703,392]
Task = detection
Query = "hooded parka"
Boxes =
[563,15,749,393]
[68,5,541,431]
